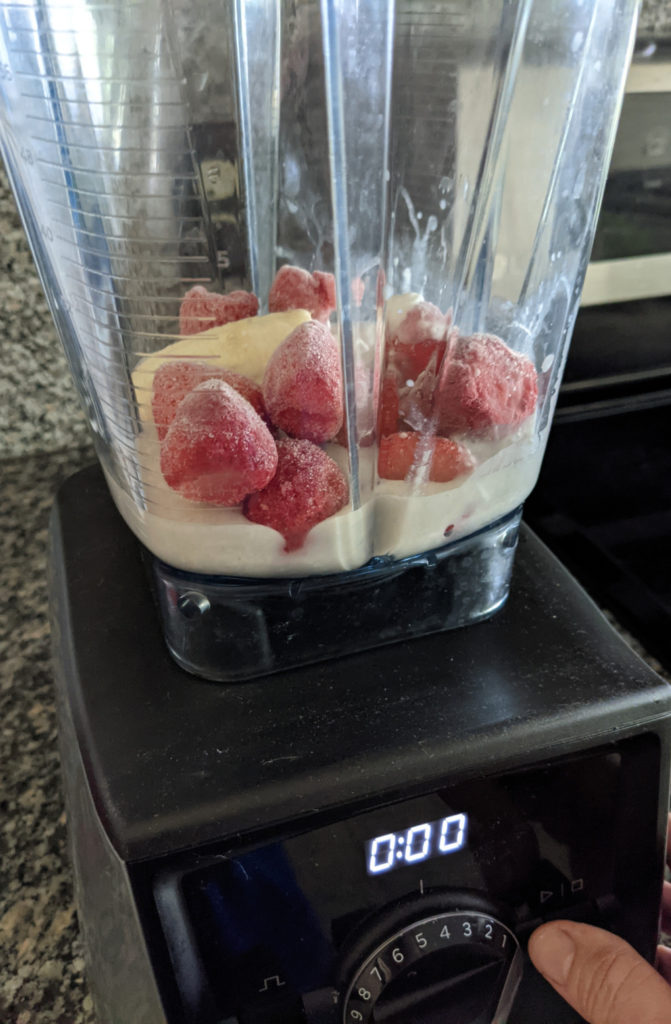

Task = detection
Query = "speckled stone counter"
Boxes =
[1,445,95,1024]
[640,0,671,38]
[0,168,89,461]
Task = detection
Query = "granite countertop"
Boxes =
[1,445,96,1024]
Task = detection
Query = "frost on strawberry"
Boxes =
[179,285,259,335]
[435,333,537,438]
[160,379,277,506]
[151,360,265,440]
[268,265,336,323]
[262,320,343,443]
[243,439,349,552]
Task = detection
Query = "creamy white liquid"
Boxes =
[105,420,545,577]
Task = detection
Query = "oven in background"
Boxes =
[525,42,671,678]
[582,44,671,308]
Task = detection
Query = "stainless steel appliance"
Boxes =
[525,29,671,656]
[526,42,671,673]
[582,46,671,307]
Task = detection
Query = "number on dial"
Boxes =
[342,911,519,1024]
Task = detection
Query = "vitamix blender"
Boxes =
[0,0,638,680]
[3,2,671,1023]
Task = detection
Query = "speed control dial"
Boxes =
[341,907,522,1024]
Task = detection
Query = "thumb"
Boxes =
[528,920,671,1024]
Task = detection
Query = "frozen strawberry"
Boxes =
[262,320,343,443]
[378,365,401,438]
[214,371,265,421]
[151,360,265,440]
[389,301,450,381]
[243,438,349,551]
[179,285,259,335]
[378,432,474,483]
[436,333,537,438]
[160,379,277,506]
[268,265,336,323]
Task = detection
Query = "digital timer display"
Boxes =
[365,813,468,875]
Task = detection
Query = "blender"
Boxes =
[0,0,638,680]
[6,5,671,1024]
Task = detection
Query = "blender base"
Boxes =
[148,508,522,682]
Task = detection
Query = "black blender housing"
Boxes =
[49,465,671,1024]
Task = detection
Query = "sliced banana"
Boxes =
[132,308,311,424]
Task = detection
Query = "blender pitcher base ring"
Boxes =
[147,509,522,682]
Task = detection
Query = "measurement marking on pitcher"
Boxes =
[62,332,166,366]
[27,113,188,130]
[36,157,198,181]
[71,301,191,329]
[53,226,207,247]
[63,266,210,290]
[66,363,140,398]
[61,258,208,284]
[77,308,197,331]
[61,376,139,414]
[7,22,154,33]
[52,232,205,259]
[11,48,163,61]
[2,2,144,10]
[67,296,185,323]
[39,169,198,188]
[64,278,206,305]
[3,44,118,55]
[73,317,200,344]
[69,337,134,364]
[40,176,199,196]
[44,196,201,223]
[60,248,207,271]
[7,32,160,46]
[30,136,186,156]
[55,236,208,265]
[77,371,143,405]
[53,228,208,247]
[76,392,141,432]
[70,311,200,337]
[44,182,199,202]
[68,349,135,379]
[3,2,144,7]
[67,382,138,419]
[68,322,185,350]
[19,92,184,106]
[15,71,179,85]
[74,314,185,337]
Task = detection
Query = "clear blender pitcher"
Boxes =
[0,0,637,680]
